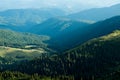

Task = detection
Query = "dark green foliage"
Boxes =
[1,30,119,80]
[65,30,120,79]
[98,71,120,80]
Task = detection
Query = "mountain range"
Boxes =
[30,17,91,51]
[29,16,120,52]
[0,8,66,31]
[0,3,120,80]
[67,3,120,21]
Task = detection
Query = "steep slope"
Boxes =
[65,30,120,79]
[58,16,120,51]
[35,16,120,52]
[30,16,120,52]
[77,16,120,44]
[30,17,90,51]
[67,3,120,21]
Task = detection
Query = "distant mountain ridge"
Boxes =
[0,8,66,31]
[31,16,120,52]
[31,17,90,36]
[67,3,120,21]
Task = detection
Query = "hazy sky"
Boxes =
[0,0,120,11]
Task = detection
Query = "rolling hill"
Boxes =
[0,29,50,60]
[0,29,49,47]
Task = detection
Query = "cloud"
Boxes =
[0,0,120,11]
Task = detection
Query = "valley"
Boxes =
[0,2,120,80]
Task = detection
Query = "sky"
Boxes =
[0,0,120,12]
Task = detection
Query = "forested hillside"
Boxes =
[0,30,120,80]
[65,30,120,79]
[0,29,49,48]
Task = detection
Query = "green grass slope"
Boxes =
[0,29,50,60]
